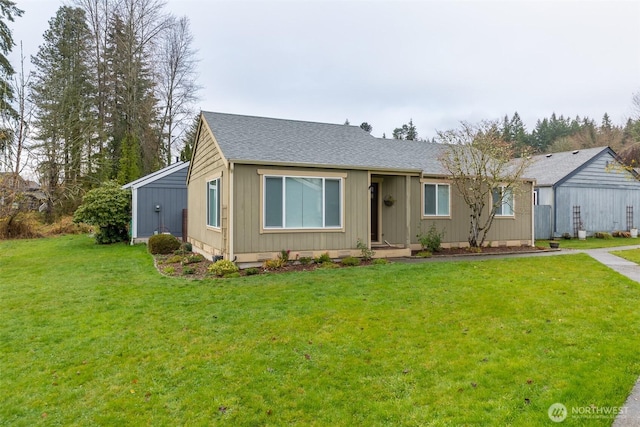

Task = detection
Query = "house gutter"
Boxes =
[530,180,535,246]
[130,186,138,245]
[229,162,234,262]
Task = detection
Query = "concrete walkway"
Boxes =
[397,244,640,426]
[583,246,640,427]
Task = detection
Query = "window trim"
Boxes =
[493,185,515,217]
[206,175,222,229]
[259,171,346,233]
[421,181,451,218]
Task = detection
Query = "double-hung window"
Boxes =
[493,186,514,216]
[207,177,221,228]
[423,183,450,216]
[264,175,342,229]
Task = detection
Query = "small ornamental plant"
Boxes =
[208,259,239,277]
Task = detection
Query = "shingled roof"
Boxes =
[201,111,449,176]
[524,146,611,186]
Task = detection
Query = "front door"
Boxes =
[370,182,380,242]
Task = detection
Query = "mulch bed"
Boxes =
[153,253,377,280]
[154,245,548,280]
[428,245,548,257]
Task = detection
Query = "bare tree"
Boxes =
[438,121,533,248]
[0,42,31,177]
[156,15,200,165]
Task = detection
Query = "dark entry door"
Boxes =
[370,182,379,242]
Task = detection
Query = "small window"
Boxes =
[207,178,221,227]
[423,183,450,216]
[493,186,513,216]
[264,175,342,229]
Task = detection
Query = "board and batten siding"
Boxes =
[411,177,533,246]
[378,175,408,245]
[187,123,228,257]
[135,168,187,237]
[232,164,369,258]
[554,152,640,234]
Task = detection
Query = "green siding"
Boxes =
[233,165,369,254]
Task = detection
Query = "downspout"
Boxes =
[228,162,234,262]
[530,181,535,246]
[130,186,137,245]
[552,183,558,237]
[405,175,411,249]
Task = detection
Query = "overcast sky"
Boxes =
[10,0,640,139]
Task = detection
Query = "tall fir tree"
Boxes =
[0,0,23,117]
[30,6,95,218]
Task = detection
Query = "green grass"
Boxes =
[537,237,640,249]
[2,235,640,426]
[611,248,640,264]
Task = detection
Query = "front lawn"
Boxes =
[2,235,640,425]
[537,237,640,249]
[611,248,640,264]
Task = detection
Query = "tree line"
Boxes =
[386,110,640,160]
[1,0,200,221]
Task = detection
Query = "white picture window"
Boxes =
[264,176,342,229]
[423,183,450,216]
[207,177,221,227]
[493,186,514,216]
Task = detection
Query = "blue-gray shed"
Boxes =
[524,146,640,238]
[122,161,189,243]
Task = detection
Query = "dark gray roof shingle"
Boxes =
[201,111,448,175]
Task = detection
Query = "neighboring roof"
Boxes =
[200,111,449,175]
[122,161,189,190]
[524,146,611,186]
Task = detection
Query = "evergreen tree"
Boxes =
[179,114,199,162]
[392,119,418,140]
[359,122,372,133]
[0,0,23,117]
[30,6,95,219]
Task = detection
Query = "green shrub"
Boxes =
[182,242,193,252]
[163,266,175,275]
[263,258,286,270]
[340,256,361,266]
[164,254,183,264]
[278,249,291,263]
[73,180,131,244]
[208,259,239,276]
[372,258,389,265]
[315,252,332,264]
[148,234,182,254]
[356,238,375,261]
[417,223,445,252]
[299,257,313,265]
[182,266,195,275]
[416,251,432,258]
[244,267,260,276]
[182,254,204,264]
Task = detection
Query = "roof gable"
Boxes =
[122,161,189,190]
[198,111,448,175]
[524,146,612,186]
